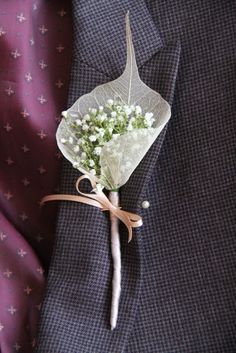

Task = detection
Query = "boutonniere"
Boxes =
[41,12,171,330]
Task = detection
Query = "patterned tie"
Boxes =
[0,1,72,352]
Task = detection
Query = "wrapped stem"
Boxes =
[109,191,121,330]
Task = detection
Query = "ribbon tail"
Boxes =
[127,226,133,243]
[40,193,104,209]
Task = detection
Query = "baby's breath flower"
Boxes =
[74,145,80,153]
[98,129,105,137]
[90,108,97,115]
[95,127,105,137]
[97,114,106,122]
[89,159,95,167]
[67,100,155,178]
[127,124,133,131]
[116,105,122,113]
[124,105,132,115]
[145,115,155,127]
[83,114,90,121]
[130,105,135,111]
[135,105,142,114]
[145,112,153,119]
[101,114,107,121]
[82,124,89,131]
[94,146,102,155]
[89,135,97,142]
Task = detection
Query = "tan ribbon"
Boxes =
[40,175,143,242]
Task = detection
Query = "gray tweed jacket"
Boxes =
[36,0,236,352]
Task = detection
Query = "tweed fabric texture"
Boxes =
[36,0,236,352]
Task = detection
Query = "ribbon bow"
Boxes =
[40,175,143,242]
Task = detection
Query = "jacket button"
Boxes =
[142,200,150,209]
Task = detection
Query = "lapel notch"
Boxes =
[72,0,164,78]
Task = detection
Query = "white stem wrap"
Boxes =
[109,191,121,330]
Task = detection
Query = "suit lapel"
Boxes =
[119,40,181,347]
[44,0,180,350]
[69,0,181,338]
[72,0,164,77]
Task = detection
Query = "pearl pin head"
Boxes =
[142,200,150,209]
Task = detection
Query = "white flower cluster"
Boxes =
[61,99,155,177]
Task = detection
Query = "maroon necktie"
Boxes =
[0,1,72,351]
